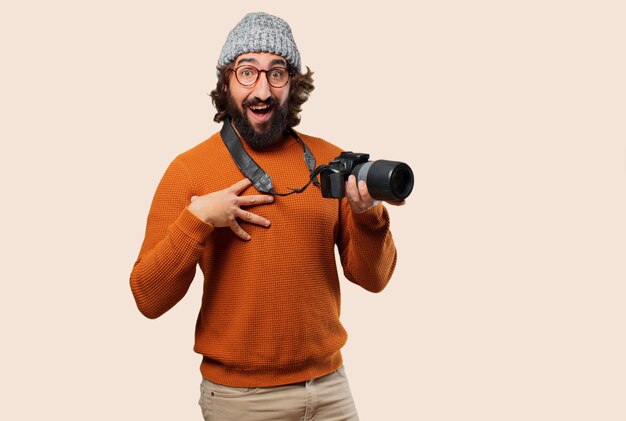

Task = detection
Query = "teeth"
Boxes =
[250,104,270,110]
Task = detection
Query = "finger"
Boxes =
[237,194,274,206]
[190,195,198,202]
[236,209,271,227]
[345,175,361,204]
[357,180,375,205]
[228,178,253,194]
[385,200,406,206]
[229,219,251,241]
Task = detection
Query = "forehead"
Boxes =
[234,52,287,67]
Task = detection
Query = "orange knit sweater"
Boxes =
[130,130,397,387]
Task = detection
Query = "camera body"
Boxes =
[319,152,414,201]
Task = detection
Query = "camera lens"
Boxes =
[389,163,413,200]
[353,160,414,201]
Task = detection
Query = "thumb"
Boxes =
[190,196,198,202]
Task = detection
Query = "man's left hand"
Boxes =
[345,175,406,214]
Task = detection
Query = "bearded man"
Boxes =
[130,12,403,421]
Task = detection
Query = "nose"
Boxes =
[251,71,272,101]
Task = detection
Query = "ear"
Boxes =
[222,75,229,93]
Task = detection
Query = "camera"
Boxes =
[319,152,414,201]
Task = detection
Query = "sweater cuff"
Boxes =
[352,203,386,228]
[173,207,214,243]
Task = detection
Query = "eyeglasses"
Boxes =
[231,65,292,88]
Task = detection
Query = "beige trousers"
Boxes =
[198,366,359,421]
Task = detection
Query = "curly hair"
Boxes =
[210,64,315,128]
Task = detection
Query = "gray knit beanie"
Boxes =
[218,12,301,73]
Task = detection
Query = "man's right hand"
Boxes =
[187,178,274,241]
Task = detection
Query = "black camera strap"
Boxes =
[220,118,322,196]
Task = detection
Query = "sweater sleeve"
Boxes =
[336,199,398,293]
[130,159,214,319]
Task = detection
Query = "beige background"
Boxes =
[1,0,625,420]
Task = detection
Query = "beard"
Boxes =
[226,94,291,150]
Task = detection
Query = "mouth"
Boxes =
[247,103,274,120]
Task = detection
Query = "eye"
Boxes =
[240,68,255,78]
[269,69,285,80]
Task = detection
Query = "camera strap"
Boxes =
[220,118,322,196]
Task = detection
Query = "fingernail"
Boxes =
[264,220,271,227]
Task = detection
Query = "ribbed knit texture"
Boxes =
[130,130,397,387]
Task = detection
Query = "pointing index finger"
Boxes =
[229,178,253,194]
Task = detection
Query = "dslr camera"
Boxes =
[319,152,414,201]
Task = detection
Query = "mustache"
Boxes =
[243,97,278,108]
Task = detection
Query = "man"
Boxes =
[130,12,403,420]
